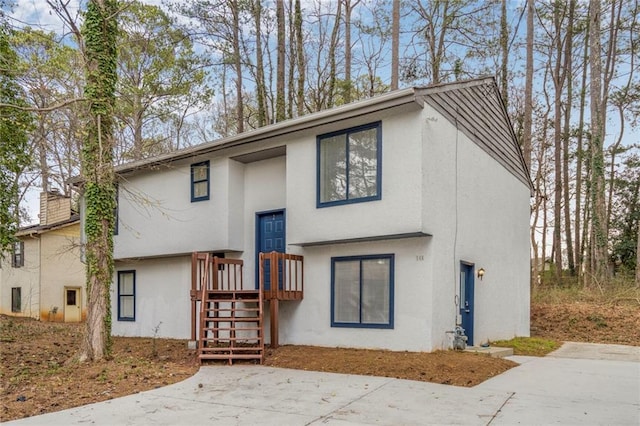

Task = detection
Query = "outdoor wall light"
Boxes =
[477,268,485,280]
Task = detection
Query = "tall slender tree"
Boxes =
[79,0,118,361]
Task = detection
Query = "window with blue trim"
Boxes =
[117,270,135,321]
[317,122,381,207]
[191,161,210,202]
[331,254,394,328]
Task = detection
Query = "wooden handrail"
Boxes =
[261,251,304,300]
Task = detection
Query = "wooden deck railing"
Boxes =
[259,251,304,301]
[190,253,247,340]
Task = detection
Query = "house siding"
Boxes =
[0,239,40,319]
[421,102,530,348]
[108,80,531,350]
[287,110,424,247]
[113,256,191,338]
[39,224,86,322]
[270,237,433,351]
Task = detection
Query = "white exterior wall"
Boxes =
[286,111,424,246]
[240,156,287,289]
[110,99,530,349]
[272,237,433,351]
[421,104,530,349]
[0,238,40,319]
[39,225,85,321]
[112,256,191,338]
[115,157,239,258]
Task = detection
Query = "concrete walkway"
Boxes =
[6,342,639,425]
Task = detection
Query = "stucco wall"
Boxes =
[286,111,424,246]
[0,238,40,319]
[39,224,86,322]
[272,237,433,351]
[421,103,531,348]
[241,156,287,289]
[115,157,234,258]
[112,256,192,338]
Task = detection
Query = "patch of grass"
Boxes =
[532,275,640,306]
[491,337,560,356]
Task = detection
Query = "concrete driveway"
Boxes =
[6,342,639,425]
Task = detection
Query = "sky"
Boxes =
[5,0,638,226]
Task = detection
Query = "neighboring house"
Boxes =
[110,77,532,353]
[0,190,86,322]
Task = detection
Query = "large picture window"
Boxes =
[191,161,210,202]
[117,270,136,321]
[331,254,394,328]
[317,122,381,207]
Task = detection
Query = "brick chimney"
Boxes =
[39,189,72,226]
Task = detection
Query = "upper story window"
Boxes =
[317,122,382,207]
[12,241,24,268]
[191,161,210,202]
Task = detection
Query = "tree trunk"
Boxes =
[636,224,640,287]
[287,0,295,118]
[327,0,342,108]
[253,0,266,127]
[499,0,508,107]
[391,0,399,90]
[294,0,305,116]
[522,0,534,172]
[79,0,118,362]
[232,0,244,133]
[552,2,565,281]
[562,0,575,275]
[589,0,609,285]
[344,0,360,103]
[575,17,589,284]
[276,0,286,122]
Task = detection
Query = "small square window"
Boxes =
[191,161,210,202]
[331,254,394,329]
[117,271,135,321]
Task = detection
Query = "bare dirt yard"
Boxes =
[2,299,638,422]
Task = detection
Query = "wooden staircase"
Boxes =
[191,251,304,364]
[194,255,264,364]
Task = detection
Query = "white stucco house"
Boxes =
[109,77,532,355]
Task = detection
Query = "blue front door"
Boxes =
[256,210,285,290]
[460,262,475,346]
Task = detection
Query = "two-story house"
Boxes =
[110,77,531,358]
[0,190,86,322]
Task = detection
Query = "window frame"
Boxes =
[190,160,210,202]
[117,270,136,321]
[11,287,21,313]
[12,241,24,268]
[330,253,394,329]
[316,122,382,208]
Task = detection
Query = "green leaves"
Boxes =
[0,25,33,256]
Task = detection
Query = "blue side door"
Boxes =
[256,210,285,290]
[460,262,475,346]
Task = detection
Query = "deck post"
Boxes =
[270,298,279,349]
[191,252,197,342]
